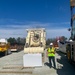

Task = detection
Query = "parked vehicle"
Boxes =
[10,44,24,52]
[0,39,11,55]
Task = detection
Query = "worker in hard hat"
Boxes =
[47,43,56,69]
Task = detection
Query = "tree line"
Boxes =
[46,36,67,46]
[7,37,26,45]
[7,36,67,46]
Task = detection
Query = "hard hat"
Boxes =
[50,43,53,45]
[69,39,73,42]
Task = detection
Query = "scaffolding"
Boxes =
[70,0,75,40]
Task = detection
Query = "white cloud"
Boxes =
[0,19,70,29]
[46,28,70,39]
[0,21,71,39]
[0,26,71,39]
[0,28,27,38]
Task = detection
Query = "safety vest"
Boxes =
[47,47,55,57]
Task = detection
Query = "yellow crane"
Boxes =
[66,0,75,63]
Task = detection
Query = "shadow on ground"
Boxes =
[44,62,51,68]
[56,51,75,75]
[0,52,12,58]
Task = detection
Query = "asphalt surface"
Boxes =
[0,50,75,75]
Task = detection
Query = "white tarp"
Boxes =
[0,39,7,43]
[23,53,42,67]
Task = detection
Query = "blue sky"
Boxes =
[0,0,71,39]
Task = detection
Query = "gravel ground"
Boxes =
[0,51,23,67]
[0,50,75,75]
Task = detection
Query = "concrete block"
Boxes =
[23,54,42,67]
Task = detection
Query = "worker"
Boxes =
[47,43,56,69]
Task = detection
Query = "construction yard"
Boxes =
[0,50,75,75]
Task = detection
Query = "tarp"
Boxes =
[0,39,8,43]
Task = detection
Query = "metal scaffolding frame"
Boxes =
[70,0,75,39]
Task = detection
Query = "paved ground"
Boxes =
[0,50,75,75]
